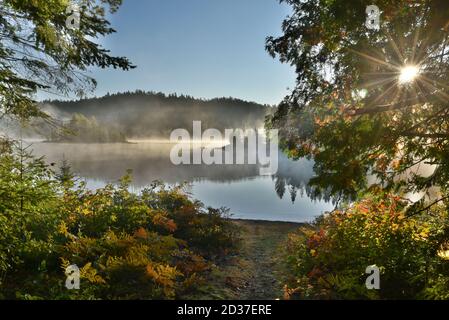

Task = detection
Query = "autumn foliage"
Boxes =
[0,147,239,300]
[283,191,449,299]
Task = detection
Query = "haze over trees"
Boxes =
[46,113,127,143]
[2,0,449,301]
[43,91,269,138]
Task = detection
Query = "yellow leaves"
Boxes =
[146,263,182,297]
[288,148,300,158]
[60,259,106,285]
[58,221,69,236]
[391,223,400,232]
[316,192,441,258]
[419,229,430,239]
[391,159,401,170]
[77,206,92,216]
[80,262,106,285]
[437,250,449,260]
[60,257,71,271]
[83,207,92,216]
[438,243,449,260]
[412,228,430,241]
[146,263,181,285]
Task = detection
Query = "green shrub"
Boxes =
[0,148,239,299]
[283,191,449,299]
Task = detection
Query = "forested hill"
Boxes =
[43,91,270,138]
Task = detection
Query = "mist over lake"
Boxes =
[6,92,334,222]
[3,0,445,301]
[29,141,333,222]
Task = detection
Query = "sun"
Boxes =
[398,65,420,84]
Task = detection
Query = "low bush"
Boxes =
[0,148,239,300]
[283,190,449,299]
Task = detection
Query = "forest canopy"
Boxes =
[267,0,449,300]
[46,113,127,143]
[42,91,269,138]
[266,0,449,209]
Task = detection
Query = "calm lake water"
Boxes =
[29,142,334,222]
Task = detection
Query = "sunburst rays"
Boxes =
[399,65,420,84]
[348,28,448,112]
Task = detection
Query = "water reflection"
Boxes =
[273,153,334,204]
[30,142,334,222]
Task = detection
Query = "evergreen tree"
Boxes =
[55,156,75,189]
[266,0,449,210]
[0,0,134,120]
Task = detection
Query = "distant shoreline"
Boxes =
[231,218,305,226]
[40,140,136,144]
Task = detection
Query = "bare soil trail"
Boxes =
[196,219,302,300]
[234,220,301,300]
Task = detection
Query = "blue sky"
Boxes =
[46,0,296,105]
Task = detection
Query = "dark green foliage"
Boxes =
[48,113,127,143]
[42,91,269,138]
[0,147,239,300]
[266,0,449,202]
[0,0,134,120]
[268,1,449,299]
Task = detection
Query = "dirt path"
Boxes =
[233,220,301,300]
[192,219,301,300]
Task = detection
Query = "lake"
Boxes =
[29,141,334,222]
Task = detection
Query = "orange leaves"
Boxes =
[152,212,177,233]
[146,263,182,297]
[356,204,370,215]
[283,284,299,300]
[134,227,149,240]
[175,252,210,274]
[314,116,333,127]
[374,154,390,172]
[306,232,323,250]
[178,203,197,216]
[319,191,433,247]
[307,266,323,279]
[282,189,449,299]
